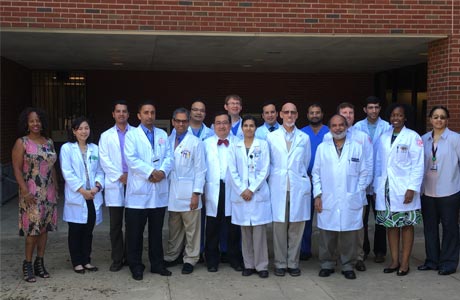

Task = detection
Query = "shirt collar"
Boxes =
[265,122,279,129]
[140,124,154,134]
[176,131,187,143]
[116,124,129,133]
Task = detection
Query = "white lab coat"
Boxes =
[312,134,368,231]
[324,127,373,205]
[266,127,311,222]
[354,117,391,194]
[98,124,131,207]
[124,126,173,209]
[203,135,239,217]
[374,126,424,212]
[60,142,104,225]
[255,122,280,140]
[228,138,272,226]
[168,132,206,212]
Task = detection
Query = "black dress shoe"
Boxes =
[274,268,286,277]
[207,266,218,272]
[397,267,410,276]
[342,270,356,279]
[151,267,172,276]
[182,263,194,274]
[258,270,269,278]
[438,269,456,275]
[132,271,143,281]
[383,265,400,273]
[355,260,366,271]
[110,262,123,272]
[287,268,301,277]
[318,269,334,277]
[300,253,312,261]
[242,268,256,276]
[417,264,437,271]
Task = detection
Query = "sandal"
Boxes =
[34,256,50,278]
[74,265,85,274]
[23,260,36,283]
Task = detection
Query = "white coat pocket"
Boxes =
[347,157,360,176]
[130,174,151,195]
[346,191,363,210]
[395,144,409,162]
[176,179,193,200]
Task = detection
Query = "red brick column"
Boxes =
[427,33,460,132]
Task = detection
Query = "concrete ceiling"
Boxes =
[1,30,444,73]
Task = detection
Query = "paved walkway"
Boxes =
[1,197,459,300]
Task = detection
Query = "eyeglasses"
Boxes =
[191,108,205,113]
[282,110,298,115]
[173,118,189,124]
[226,102,241,106]
[432,115,447,120]
[215,121,230,126]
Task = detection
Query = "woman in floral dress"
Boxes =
[12,107,58,283]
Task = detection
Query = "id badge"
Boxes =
[430,163,438,172]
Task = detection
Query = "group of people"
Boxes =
[12,94,460,284]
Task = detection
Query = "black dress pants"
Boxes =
[363,194,387,256]
[109,206,126,264]
[68,200,96,267]
[421,192,460,271]
[125,207,166,274]
[205,181,242,268]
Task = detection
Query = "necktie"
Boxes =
[217,139,229,147]
[269,126,275,132]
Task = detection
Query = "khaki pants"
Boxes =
[319,229,360,272]
[241,225,269,271]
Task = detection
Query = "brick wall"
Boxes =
[0,57,32,164]
[0,0,455,34]
[427,33,460,131]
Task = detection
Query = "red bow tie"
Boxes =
[217,139,229,147]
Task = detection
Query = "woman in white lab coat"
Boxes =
[228,115,272,278]
[374,104,424,276]
[60,117,104,274]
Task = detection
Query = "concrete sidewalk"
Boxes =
[1,197,459,300]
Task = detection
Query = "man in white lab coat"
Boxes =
[313,114,369,280]
[325,102,373,272]
[124,101,173,281]
[267,102,311,277]
[203,112,243,272]
[255,101,280,140]
[99,100,131,272]
[164,108,206,275]
[224,94,244,139]
[189,100,214,141]
[354,96,391,263]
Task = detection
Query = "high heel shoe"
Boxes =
[34,256,50,278]
[23,260,36,283]
[397,267,410,276]
[383,264,400,273]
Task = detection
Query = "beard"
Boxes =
[331,131,347,140]
[284,122,295,128]
[309,119,322,126]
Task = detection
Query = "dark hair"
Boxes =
[190,99,207,108]
[336,102,354,113]
[18,107,49,137]
[364,96,381,107]
[242,115,257,127]
[137,100,156,112]
[112,99,129,112]
[225,94,242,105]
[213,111,231,123]
[328,114,348,128]
[386,103,414,129]
[172,107,190,120]
[428,105,450,118]
[261,101,278,112]
[68,116,93,143]
[307,102,323,112]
